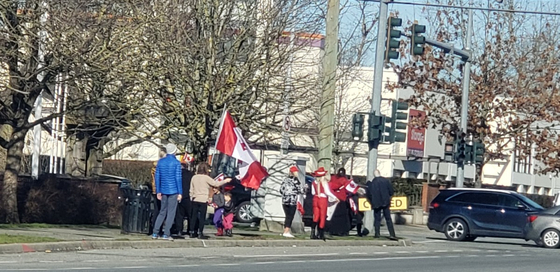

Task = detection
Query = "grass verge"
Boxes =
[0,223,120,229]
[0,234,61,244]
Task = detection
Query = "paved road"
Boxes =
[0,231,555,272]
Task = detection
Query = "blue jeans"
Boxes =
[153,194,178,237]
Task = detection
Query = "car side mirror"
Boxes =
[517,204,527,210]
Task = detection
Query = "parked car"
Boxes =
[428,188,544,241]
[525,206,560,248]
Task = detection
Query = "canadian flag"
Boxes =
[296,195,305,215]
[215,110,269,190]
[345,179,359,194]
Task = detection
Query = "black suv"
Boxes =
[428,188,544,241]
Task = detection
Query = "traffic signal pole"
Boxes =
[367,0,389,182]
[456,0,474,188]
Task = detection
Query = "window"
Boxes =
[499,194,523,208]
[448,192,499,206]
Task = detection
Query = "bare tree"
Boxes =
[0,0,143,223]
[389,0,560,183]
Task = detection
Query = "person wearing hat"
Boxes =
[151,143,183,241]
[311,167,337,240]
[279,165,303,238]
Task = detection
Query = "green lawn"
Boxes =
[0,234,60,244]
[0,223,119,229]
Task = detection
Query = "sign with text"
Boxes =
[407,109,426,157]
[358,196,409,211]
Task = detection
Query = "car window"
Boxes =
[448,192,499,206]
[516,194,545,210]
[499,194,523,208]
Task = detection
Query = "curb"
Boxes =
[0,238,411,254]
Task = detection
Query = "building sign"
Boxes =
[407,109,426,157]
[358,196,408,211]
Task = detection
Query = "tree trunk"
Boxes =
[1,129,26,223]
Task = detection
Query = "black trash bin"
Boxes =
[121,188,152,234]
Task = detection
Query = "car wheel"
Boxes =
[541,229,560,248]
[236,201,254,223]
[464,235,477,241]
[444,218,469,241]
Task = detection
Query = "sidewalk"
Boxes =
[0,224,420,254]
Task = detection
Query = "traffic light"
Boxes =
[411,23,426,55]
[456,133,466,163]
[465,143,474,164]
[351,114,365,141]
[444,140,456,162]
[385,16,402,61]
[473,141,485,164]
[368,113,384,144]
[386,101,408,143]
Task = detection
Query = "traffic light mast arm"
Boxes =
[400,33,471,61]
[424,37,471,61]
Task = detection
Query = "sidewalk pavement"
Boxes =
[0,224,424,254]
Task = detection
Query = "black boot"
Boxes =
[357,224,363,237]
[318,228,325,241]
[225,229,232,237]
[310,223,318,239]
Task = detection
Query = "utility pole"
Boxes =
[456,0,474,188]
[366,0,389,182]
[318,0,340,172]
[281,31,295,155]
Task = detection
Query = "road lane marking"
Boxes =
[234,253,339,258]
[434,250,448,253]
[83,260,108,263]
[452,250,463,252]
[39,261,63,263]
[349,252,368,255]
[373,252,388,254]
[395,251,410,254]
[415,251,429,253]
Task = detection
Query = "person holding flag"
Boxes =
[189,162,232,239]
[327,168,352,236]
[311,167,337,240]
[279,165,304,238]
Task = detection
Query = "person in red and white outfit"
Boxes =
[311,167,337,240]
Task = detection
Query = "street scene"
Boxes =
[1,0,560,271]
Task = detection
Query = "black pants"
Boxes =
[151,195,162,235]
[373,205,395,237]
[173,199,191,235]
[282,204,297,228]
[190,201,208,235]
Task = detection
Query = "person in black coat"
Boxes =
[172,163,193,236]
[366,169,396,240]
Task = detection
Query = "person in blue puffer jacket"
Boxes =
[151,143,183,241]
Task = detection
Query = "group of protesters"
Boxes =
[149,143,233,241]
[280,165,397,240]
[150,143,396,241]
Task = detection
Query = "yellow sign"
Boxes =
[358,198,371,211]
[358,196,408,211]
[390,196,408,211]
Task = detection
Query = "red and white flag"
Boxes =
[345,179,359,194]
[296,195,305,215]
[215,110,269,190]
